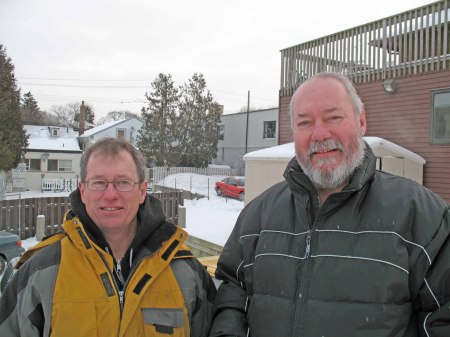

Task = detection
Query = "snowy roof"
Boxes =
[244,136,426,164]
[25,125,81,152]
[78,118,140,138]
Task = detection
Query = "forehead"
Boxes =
[86,150,137,174]
[294,78,353,115]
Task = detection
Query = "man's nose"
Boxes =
[103,182,120,197]
[311,121,331,141]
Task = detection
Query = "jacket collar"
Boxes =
[68,190,167,257]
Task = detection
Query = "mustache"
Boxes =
[307,139,345,156]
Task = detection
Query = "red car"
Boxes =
[215,177,245,201]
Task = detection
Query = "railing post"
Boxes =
[177,205,186,228]
[36,215,46,241]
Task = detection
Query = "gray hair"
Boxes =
[80,137,146,182]
[288,72,364,129]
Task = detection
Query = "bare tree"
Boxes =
[50,102,95,128]
[98,110,142,125]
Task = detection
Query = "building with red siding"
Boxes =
[278,0,450,201]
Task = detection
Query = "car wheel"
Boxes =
[0,256,6,275]
[239,192,245,201]
[216,187,222,196]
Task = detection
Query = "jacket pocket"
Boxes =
[142,307,185,336]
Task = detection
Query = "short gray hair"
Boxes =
[80,137,146,182]
[288,72,364,129]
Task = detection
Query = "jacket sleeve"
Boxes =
[188,258,217,337]
[171,255,217,337]
[418,205,450,336]
[0,258,50,337]
[209,210,252,337]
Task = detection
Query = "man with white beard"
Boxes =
[208,72,450,337]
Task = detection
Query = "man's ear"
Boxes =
[139,180,148,204]
[359,109,367,135]
[78,180,86,203]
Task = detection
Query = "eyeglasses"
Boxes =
[85,178,139,192]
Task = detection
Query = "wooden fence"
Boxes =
[0,191,183,240]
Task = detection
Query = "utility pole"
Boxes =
[245,90,250,154]
[79,100,86,135]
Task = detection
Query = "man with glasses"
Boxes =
[0,137,216,337]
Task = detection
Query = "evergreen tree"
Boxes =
[21,91,43,125]
[0,44,28,172]
[176,73,221,167]
[74,103,95,125]
[137,73,179,167]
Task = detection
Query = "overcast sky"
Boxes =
[0,0,434,122]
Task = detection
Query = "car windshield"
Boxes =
[238,178,245,186]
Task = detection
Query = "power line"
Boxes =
[18,77,153,82]
[18,77,277,101]
[19,82,149,89]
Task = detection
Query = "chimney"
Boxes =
[79,100,86,135]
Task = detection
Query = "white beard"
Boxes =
[297,136,366,191]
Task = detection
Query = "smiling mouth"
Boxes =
[314,149,336,154]
[101,207,122,211]
[308,140,343,156]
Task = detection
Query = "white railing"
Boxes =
[42,178,79,192]
[280,0,450,94]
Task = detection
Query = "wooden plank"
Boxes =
[198,255,219,278]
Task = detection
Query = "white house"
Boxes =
[20,125,82,191]
[212,108,278,175]
[77,117,143,150]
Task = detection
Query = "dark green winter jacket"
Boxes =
[209,145,450,337]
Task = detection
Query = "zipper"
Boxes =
[95,249,126,318]
[305,230,312,259]
[115,258,126,286]
[118,290,124,311]
[291,197,317,337]
[115,258,126,313]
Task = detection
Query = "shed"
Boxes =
[243,136,426,204]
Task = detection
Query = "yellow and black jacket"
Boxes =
[0,192,216,337]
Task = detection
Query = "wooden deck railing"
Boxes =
[280,0,450,95]
[0,191,183,240]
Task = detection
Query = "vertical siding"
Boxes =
[279,70,450,202]
[279,96,293,145]
[358,71,450,201]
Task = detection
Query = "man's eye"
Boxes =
[116,180,131,186]
[92,180,107,187]
[329,115,343,122]
[297,121,310,128]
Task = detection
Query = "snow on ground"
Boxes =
[15,173,244,250]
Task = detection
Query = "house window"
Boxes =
[50,127,59,137]
[48,159,72,172]
[25,159,41,171]
[263,121,276,139]
[432,89,450,144]
[218,125,225,140]
[117,128,126,139]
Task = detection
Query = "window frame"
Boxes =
[263,121,276,139]
[117,128,126,139]
[431,88,450,144]
[47,159,72,172]
[218,124,225,141]
[26,158,41,171]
